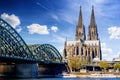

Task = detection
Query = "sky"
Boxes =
[0,0,120,61]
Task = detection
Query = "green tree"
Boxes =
[81,59,87,65]
[68,56,81,72]
[99,60,109,73]
[68,59,73,72]
[75,57,81,70]
[114,63,120,70]
[114,63,120,73]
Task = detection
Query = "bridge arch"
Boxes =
[0,18,33,59]
[33,44,62,62]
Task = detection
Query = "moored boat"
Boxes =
[56,73,77,78]
[89,73,116,78]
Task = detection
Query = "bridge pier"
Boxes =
[15,63,38,78]
[0,63,68,78]
[38,63,67,77]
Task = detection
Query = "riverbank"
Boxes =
[69,72,120,78]
[76,74,120,78]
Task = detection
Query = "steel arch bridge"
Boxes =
[33,44,62,62]
[0,18,62,63]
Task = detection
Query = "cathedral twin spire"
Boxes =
[90,6,96,28]
[75,6,85,41]
[78,6,83,27]
[75,6,98,41]
[88,6,98,40]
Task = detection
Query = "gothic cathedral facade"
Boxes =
[63,6,102,64]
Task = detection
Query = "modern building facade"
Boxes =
[63,6,102,64]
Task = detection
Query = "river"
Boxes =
[0,78,120,80]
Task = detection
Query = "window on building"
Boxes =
[81,48,83,55]
[92,50,94,59]
[76,46,79,55]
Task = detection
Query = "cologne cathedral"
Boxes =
[63,6,102,64]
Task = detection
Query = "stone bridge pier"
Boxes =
[38,63,66,77]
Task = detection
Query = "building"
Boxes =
[113,55,120,63]
[63,6,102,64]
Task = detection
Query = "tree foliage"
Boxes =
[75,57,81,70]
[68,56,81,72]
[81,59,87,65]
[114,63,120,70]
[99,60,109,70]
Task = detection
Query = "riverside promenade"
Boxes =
[71,73,120,78]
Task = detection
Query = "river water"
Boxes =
[39,78,120,80]
[0,78,120,80]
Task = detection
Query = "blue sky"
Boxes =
[0,0,120,61]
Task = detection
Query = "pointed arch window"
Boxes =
[88,48,90,55]
[92,49,94,59]
[85,50,87,56]
[92,31,94,37]
[76,46,79,55]
[95,48,97,57]
[81,48,83,55]
[88,48,90,63]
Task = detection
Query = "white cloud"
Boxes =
[1,13,20,28]
[51,26,58,32]
[108,26,120,39]
[101,43,112,54]
[101,43,120,61]
[16,26,22,33]
[27,24,49,35]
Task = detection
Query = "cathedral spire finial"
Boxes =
[78,6,82,26]
[65,37,67,41]
[92,5,94,9]
[80,6,81,9]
